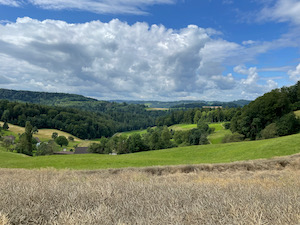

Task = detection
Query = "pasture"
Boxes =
[1,132,300,169]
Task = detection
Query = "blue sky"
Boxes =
[0,0,300,101]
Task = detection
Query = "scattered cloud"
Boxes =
[234,65,278,94]
[0,0,21,7]
[242,40,256,45]
[288,63,300,81]
[258,0,300,25]
[0,0,177,15]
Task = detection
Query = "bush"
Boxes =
[260,123,278,139]
[222,133,245,143]
[276,113,300,136]
[224,122,231,129]
[36,142,57,156]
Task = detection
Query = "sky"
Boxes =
[0,0,300,101]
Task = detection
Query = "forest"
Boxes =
[0,100,166,139]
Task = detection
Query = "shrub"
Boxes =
[222,132,245,143]
[260,123,278,139]
[224,122,231,129]
[276,113,300,136]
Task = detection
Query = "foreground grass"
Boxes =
[1,133,300,169]
[0,164,299,224]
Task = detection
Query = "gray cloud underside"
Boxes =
[0,17,295,101]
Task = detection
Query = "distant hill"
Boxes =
[113,99,251,109]
[0,88,98,105]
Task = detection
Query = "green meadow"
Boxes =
[1,132,300,170]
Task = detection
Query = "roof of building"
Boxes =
[74,147,89,154]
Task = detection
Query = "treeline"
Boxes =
[231,81,300,140]
[89,122,212,154]
[156,107,239,126]
[170,100,250,109]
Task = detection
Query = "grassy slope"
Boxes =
[1,132,300,169]
[208,123,232,144]
[295,110,300,118]
[118,123,230,144]
[0,122,94,149]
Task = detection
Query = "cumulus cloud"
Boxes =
[288,63,300,81]
[258,0,300,25]
[0,17,282,101]
[233,65,278,95]
[0,0,177,14]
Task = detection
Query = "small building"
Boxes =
[34,137,41,143]
[53,151,74,155]
[74,147,89,154]
[3,135,16,143]
[202,106,223,109]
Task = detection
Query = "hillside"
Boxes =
[113,99,251,109]
[1,132,300,169]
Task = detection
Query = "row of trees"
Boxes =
[88,122,212,155]
[156,107,239,126]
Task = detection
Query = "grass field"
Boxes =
[295,110,300,118]
[169,123,197,130]
[0,122,95,149]
[1,132,300,169]
[208,123,232,144]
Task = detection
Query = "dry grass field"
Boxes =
[0,154,299,225]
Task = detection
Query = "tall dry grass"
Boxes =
[0,155,299,224]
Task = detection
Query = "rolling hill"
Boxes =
[1,132,299,169]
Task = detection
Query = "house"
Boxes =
[74,147,89,154]
[3,135,16,143]
[202,106,223,109]
[34,137,41,143]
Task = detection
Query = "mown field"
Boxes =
[0,154,299,224]
[1,132,300,169]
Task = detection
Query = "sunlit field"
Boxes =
[0,154,299,224]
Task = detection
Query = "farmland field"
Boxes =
[0,154,299,224]
[0,122,95,148]
[1,132,300,169]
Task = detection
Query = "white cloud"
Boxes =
[233,65,278,94]
[242,40,256,45]
[258,0,300,25]
[0,0,21,6]
[0,17,282,101]
[288,63,300,81]
[0,0,177,14]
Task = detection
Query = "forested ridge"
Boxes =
[231,81,300,139]
[0,100,167,139]
[0,89,168,138]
